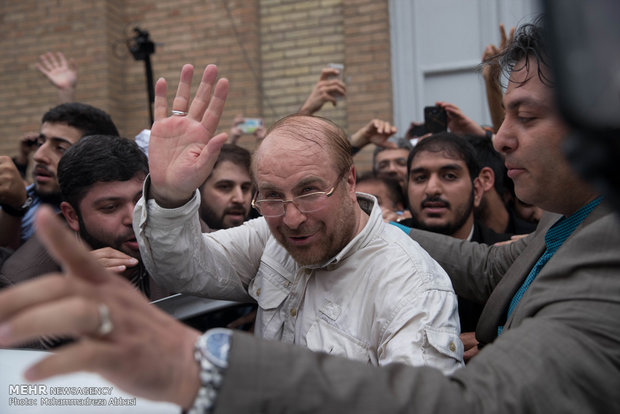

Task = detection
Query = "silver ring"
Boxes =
[171,110,188,116]
[97,304,114,337]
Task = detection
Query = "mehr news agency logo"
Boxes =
[8,384,137,407]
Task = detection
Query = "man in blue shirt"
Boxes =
[0,102,118,250]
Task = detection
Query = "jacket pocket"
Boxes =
[306,318,373,364]
[248,262,290,338]
[424,325,463,363]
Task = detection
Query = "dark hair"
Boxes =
[356,171,405,207]
[372,137,413,173]
[41,102,119,138]
[58,135,148,210]
[463,134,507,195]
[407,132,480,182]
[208,144,252,180]
[491,17,553,88]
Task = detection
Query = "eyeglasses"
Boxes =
[252,178,341,218]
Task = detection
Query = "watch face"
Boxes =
[205,328,231,369]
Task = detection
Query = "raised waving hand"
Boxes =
[148,64,229,208]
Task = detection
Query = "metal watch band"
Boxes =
[187,329,231,414]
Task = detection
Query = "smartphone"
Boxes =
[424,106,448,134]
[238,118,263,134]
[406,122,427,138]
[326,63,344,81]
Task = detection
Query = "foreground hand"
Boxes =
[90,247,139,274]
[0,207,202,409]
[148,64,229,208]
[350,119,398,149]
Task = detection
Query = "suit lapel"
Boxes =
[476,212,558,344]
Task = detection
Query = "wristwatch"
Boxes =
[188,328,232,414]
[1,196,33,217]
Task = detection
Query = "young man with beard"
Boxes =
[0,135,168,302]
[198,144,253,232]
[400,132,510,359]
[402,132,510,244]
[0,102,118,250]
[130,76,462,371]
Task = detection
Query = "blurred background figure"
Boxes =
[356,171,410,223]
[198,144,254,232]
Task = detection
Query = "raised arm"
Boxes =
[349,119,398,152]
[435,101,486,136]
[35,51,78,104]
[298,67,346,115]
[147,64,229,208]
[481,24,515,131]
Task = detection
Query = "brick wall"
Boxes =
[0,0,392,174]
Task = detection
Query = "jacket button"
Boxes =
[290,308,297,317]
[449,342,456,352]
[256,288,261,296]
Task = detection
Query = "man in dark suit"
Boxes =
[0,19,618,414]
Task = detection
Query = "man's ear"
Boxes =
[60,201,80,232]
[347,165,357,193]
[477,167,495,193]
[473,177,485,208]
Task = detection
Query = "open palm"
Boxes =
[148,64,229,207]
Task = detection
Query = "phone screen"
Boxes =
[424,106,447,134]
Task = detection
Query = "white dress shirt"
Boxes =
[135,180,463,373]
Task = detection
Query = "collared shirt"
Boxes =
[135,183,463,373]
[6,184,60,245]
[20,184,41,244]
[498,196,603,335]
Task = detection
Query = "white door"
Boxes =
[389,0,541,135]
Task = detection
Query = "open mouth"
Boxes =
[34,167,53,182]
[123,237,140,251]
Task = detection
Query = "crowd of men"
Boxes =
[0,16,619,414]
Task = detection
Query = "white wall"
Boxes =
[389,0,541,136]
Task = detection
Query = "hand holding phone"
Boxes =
[424,106,448,134]
[238,118,263,134]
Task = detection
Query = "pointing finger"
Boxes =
[36,206,108,284]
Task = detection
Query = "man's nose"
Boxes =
[231,186,244,202]
[123,203,136,226]
[493,117,517,155]
[32,142,50,164]
[282,202,306,230]
[425,174,442,196]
